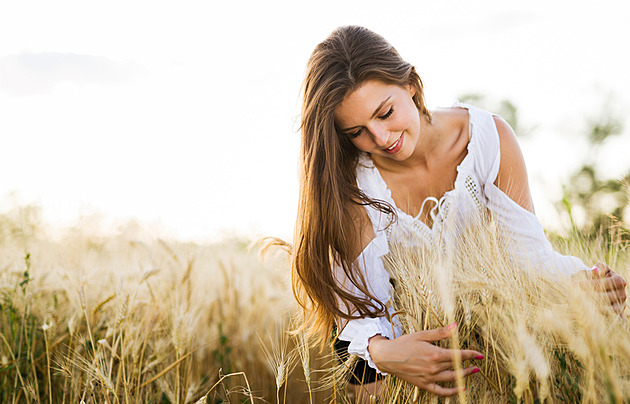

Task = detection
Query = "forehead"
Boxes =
[334,80,400,126]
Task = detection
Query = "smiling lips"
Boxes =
[383,133,404,154]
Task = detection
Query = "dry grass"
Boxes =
[1,204,630,403]
[0,205,329,403]
[373,213,630,403]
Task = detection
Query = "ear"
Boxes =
[408,83,416,97]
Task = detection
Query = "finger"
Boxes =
[592,263,611,276]
[580,276,627,292]
[424,360,455,374]
[460,349,485,361]
[416,323,457,342]
[422,382,464,397]
[426,345,485,364]
[601,289,627,305]
[432,366,481,382]
[429,346,484,364]
[591,291,623,308]
[597,276,627,292]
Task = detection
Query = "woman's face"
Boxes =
[334,80,420,162]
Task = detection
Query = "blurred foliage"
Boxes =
[0,204,43,242]
[458,93,534,137]
[459,93,629,241]
[557,102,629,240]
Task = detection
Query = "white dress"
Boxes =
[335,102,588,373]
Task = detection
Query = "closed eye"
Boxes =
[379,107,393,120]
[347,128,362,139]
[345,106,392,138]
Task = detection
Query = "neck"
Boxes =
[371,112,438,173]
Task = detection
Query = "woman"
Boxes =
[293,25,627,398]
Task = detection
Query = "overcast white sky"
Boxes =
[0,0,629,241]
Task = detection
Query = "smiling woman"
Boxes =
[291,25,627,400]
[334,81,421,161]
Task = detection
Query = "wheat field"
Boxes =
[0,205,322,403]
[1,204,630,403]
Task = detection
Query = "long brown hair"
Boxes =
[294,26,431,343]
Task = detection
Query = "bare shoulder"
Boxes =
[492,115,535,213]
[492,115,521,170]
[431,107,470,155]
[432,106,469,132]
[493,115,517,146]
[347,202,376,261]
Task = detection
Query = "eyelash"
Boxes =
[347,107,394,139]
[379,107,394,120]
[348,129,362,139]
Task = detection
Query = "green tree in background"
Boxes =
[459,93,630,240]
[557,104,629,240]
[458,93,534,137]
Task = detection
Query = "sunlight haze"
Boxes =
[1,0,628,241]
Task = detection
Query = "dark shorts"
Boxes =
[333,337,379,385]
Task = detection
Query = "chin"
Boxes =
[390,147,412,161]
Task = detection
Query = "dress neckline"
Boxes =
[364,103,475,231]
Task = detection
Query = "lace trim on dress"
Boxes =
[357,102,478,235]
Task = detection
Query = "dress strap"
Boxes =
[453,101,502,185]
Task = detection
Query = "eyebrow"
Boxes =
[340,96,392,132]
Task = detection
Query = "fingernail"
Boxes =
[472,368,480,374]
[592,266,599,272]
[475,355,484,360]
[448,322,457,330]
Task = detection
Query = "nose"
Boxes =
[366,123,389,147]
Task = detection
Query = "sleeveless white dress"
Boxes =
[335,102,588,373]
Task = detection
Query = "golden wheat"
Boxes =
[2,205,629,403]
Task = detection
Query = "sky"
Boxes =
[0,0,629,242]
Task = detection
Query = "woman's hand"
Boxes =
[583,263,627,315]
[367,324,483,396]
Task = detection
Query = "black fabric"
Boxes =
[333,337,379,385]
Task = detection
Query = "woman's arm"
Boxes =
[492,115,534,214]
[337,205,484,394]
[335,204,398,372]
[368,325,483,396]
[491,116,627,314]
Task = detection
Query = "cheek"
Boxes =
[399,108,419,130]
[350,137,371,152]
